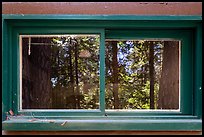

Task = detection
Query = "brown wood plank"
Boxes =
[2,2,202,15]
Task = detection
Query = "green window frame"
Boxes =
[2,15,202,131]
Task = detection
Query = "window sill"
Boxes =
[2,116,202,131]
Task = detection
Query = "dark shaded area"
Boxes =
[157,41,180,109]
[22,38,52,109]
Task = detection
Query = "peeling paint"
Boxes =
[61,121,68,126]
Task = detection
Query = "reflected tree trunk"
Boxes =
[22,38,52,109]
[143,41,149,86]
[51,46,58,108]
[112,41,119,109]
[149,41,155,109]
[68,42,76,109]
[74,40,80,109]
[158,41,179,109]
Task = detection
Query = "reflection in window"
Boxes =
[105,40,180,110]
[21,35,100,109]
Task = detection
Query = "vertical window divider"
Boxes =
[99,30,105,115]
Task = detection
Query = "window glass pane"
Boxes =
[21,35,100,109]
[105,40,180,110]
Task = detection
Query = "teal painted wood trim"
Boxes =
[106,29,194,115]
[2,20,14,120]
[99,30,105,114]
[6,20,200,29]
[8,23,13,113]
[3,115,199,120]
[11,27,105,115]
[13,27,104,35]
[105,29,192,39]
[2,14,202,21]
[10,27,193,116]
[12,27,19,115]
[2,19,8,121]
[2,118,202,131]
[17,111,104,117]
[194,24,202,118]
[179,31,194,115]
[16,110,183,117]
[2,15,202,131]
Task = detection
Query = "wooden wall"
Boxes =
[2,2,202,135]
[2,2,202,15]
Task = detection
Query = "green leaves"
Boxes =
[50,35,100,109]
[105,40,163,109]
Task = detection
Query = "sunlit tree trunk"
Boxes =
[158,41,179,109]
[143,41,149,86]
[112,41,119,109]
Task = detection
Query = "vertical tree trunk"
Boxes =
[68,42,76,109]
[22,37,52,109]
[149,41,155,109]
[143,41,149,86]
[74,40,80,109]
[158,41,179,109]
[112,41,119,109]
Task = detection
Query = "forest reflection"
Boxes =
[105,40,180,110]
[21,35,180,110]
[22,35,100,109]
